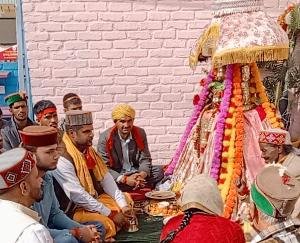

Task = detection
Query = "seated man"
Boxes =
[53,110,132,241]
[1,91,34,150]
[33,100,59,129]
[259,128,300,218]
[160,174,245,243]
[259,128,300,179]
[249,165,300,242]
[97,104,163,191]
[59,93,83,131]
[0,148,53,242]
[33,100,66,155]
[20,126,104,243]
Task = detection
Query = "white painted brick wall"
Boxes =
[23,0,288,164]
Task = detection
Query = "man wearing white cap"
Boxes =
[0,148,53,242]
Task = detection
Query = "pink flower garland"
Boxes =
[165,71,214,175]
[210,64,233,180]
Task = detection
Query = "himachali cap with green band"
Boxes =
[4,91,27,107]
[251,165,300,219]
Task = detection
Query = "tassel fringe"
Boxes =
[189,22,221,70]
[213,45,289,67]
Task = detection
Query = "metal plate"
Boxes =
[145,191,176,200]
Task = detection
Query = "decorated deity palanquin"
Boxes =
[166,0,289,219]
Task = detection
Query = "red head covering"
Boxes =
[20,126,58,147]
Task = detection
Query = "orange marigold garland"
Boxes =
[223,64,244,218]
[218,104,236,201]
[250,63,283,128]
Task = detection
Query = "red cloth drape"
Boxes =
[160,214,245,243]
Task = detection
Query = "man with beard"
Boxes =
[97,104,163,191]
[20,125,104,243]
[0,148,53,242]
[1,91,34,150]
[53,110,132,241]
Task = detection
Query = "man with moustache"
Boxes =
[34,100,59,129]
[53,110,132,241]
[97,104,163,191]
[1,91,34,150]
[20,125,104,243]
[0,148,53,242]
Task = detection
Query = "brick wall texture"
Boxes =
[23,0,290,164]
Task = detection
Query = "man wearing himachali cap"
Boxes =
[1,91,34,151]
[259,128,300,219]
[259,128,300,179]
[53,110,133,241]
[0,148,53,242]
[20,125,104,243]
[249,165,300,242]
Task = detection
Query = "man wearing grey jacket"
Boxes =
[1,92,34,151]
[97,104,163,191]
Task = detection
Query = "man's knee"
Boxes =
[52,231,78,243]
[151,165,164,183]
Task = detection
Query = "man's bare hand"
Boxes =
[121,206,132,218]
[71,226,100,243]
[125,174,139,187]
[110,211,128,228]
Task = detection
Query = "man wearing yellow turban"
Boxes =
[97,104,163,191]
